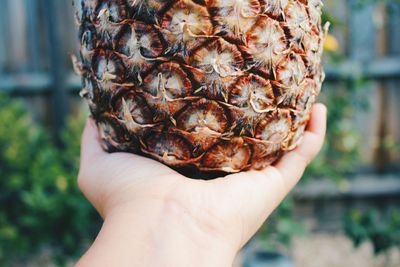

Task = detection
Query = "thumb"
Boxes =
[80,118,106,167]
[78,118,107,192]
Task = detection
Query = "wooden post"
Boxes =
[25,0,41,72]
[386,2,400,171]
[348,0,380,172]
[43,0,69,144]
[375,3,389,173]
[0,1,8,74]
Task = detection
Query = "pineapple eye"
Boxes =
[229,74,274,111]
[161,0,213,55]
[177,100,228,133]
[96,58,115,79]
[190,39,244,101]
[201,138,251,172]
[192,39,243,77]
[108,5,120,22]
[302,32,322,75]
[229,78,250,105]
[163,0,211,36]
[307,0,323,28]
[206,0,260,41]
[143,62,192,99]
[275,52,306,87]
[297,80,316,110]
[97,116,133,151]
[93,51,125,83]
[116,22,163,58]
[128,0,167,21]
[261,0,289,18]
[81,78,95,99]
[97,0,128,23]
[256,112,291,143]
[99,121,115,138]
[98,119,122,144]
[245,16,287,73]
[116,26,138,56]
[144,133,193,161]
[284,1,312,45]
[81,28,96,50]
[74,0,98,22]
[113,92,153,125]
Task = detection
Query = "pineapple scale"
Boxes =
[74,0,327,175]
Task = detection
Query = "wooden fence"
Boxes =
[0,0,399,172]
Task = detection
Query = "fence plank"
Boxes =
[386,3,400,170]
[7,0,29,72]
[60,1,80,59]
[324,0,349,54]
[0,2,8,74]
[349,2,377,60]
[348,1,381,171]
[0,1,11,73]
[43,0,69,141]
[25,0,41,72]
[388,3,400,55]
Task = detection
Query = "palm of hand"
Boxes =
[78,104,326,252]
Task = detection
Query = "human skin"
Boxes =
[76,103,327,267]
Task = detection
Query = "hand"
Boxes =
[77,103,327,267]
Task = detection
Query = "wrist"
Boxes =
[78,198,237,267]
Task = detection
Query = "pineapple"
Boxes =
[73,0,327,175]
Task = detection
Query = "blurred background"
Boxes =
[0,0,399,266]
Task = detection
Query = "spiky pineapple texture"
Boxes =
[74,0,327,175]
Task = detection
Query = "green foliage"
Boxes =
[260,5,369,250]
[258,197,305,250]
[303,6,372,181]
[344,209,400,255]
[261,79,365,252]
[0,95,101,264]
[304,81,363,182]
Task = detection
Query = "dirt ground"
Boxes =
[292,233,400,267]
[234,233,400,267]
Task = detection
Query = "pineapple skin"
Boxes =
[74,0,327,174]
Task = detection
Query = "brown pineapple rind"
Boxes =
[74,0,327,176]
